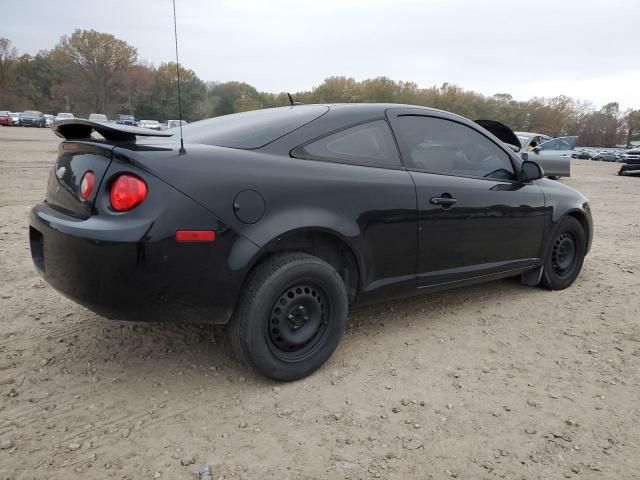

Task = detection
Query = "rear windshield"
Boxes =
[177,106,329,149]
[119,115,134,120]
[23,111,39,116]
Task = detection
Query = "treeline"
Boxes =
[1,31,639,147]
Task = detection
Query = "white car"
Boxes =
[56,113,75,121]
[88,113,108,122]
[138,120,162,131]
[166,119,188,129]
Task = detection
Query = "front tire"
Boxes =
[230,253,348,381]
[540,216,586,290]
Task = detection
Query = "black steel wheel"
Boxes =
[267,283,330,362]
[540,217,586,290]
[551,232,576,277]
[230,253,348,381]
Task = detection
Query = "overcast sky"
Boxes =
[4,0,639,109]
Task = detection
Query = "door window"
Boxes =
[539,137,577,151]
[391,115,515,180]
[293,120,401,167]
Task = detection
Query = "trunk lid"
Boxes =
[47,120,173,219]
[46,142,114,219]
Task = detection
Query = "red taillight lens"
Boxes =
[80,171,95,200]
[110,174,147,212]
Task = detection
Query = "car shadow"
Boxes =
[68,277,533,386]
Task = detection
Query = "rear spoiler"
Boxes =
[52,119,173,142]
[474,119,521,151]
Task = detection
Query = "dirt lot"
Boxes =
[1,126,639,480]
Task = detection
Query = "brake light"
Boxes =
[110,174,147,211]
[80,171,95,200]
[175,230,216,242]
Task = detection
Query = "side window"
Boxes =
[293,120,401,168]
[538,138,558,151]
[391,115,515,180]
[540,137,576,151]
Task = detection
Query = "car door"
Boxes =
[528,136,577,177]
[288,119,419,299]
[387,109,547,287]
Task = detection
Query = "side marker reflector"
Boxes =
[175,230,216,242]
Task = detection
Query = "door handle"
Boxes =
[430,196,457,208]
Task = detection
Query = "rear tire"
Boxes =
[540,216,586,290]
[230,253,348,381]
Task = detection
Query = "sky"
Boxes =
[3,0,640,109]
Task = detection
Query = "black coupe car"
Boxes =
[30,104,592,380]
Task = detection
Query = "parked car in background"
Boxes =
[88,113,108,122]
[592,152,618,162]
[9,112,21,125]
[572,150,593,159]
[117,114,136,126]
[0,111,12,126]
[166,119,188,129]
[619,149,640,165]
[138,120,162,131]
[44,115,54,127]
[19,111,46,128]
[515,132,576,179]
[56,113,75,121]
[32,104,593,380]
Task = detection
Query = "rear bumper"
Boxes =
[29,200,251,324]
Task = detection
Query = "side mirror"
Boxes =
[532,146,542,153]
[520,160,544,182]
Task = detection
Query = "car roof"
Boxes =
[289,103,483,127]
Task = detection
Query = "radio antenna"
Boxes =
[172,0,186,154]
[287,92,304,106]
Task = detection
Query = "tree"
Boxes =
[135,63,206,121]
[207,81,263,117]
[0,38,17,88]
[12,53,53,111]
[51,29,137,114]
[0,38,19,108]
[625,110,640,147]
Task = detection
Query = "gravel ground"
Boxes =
[1,126,639,480]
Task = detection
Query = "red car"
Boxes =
[0,111,13,126]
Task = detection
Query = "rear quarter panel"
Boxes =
[118,144,418,294]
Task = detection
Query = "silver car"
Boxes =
[516,132,577,179]
[88,113,108,122]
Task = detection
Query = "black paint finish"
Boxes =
[30,104,593,324]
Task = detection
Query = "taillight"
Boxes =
[80,171,95,200]
[110,174,147,212]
